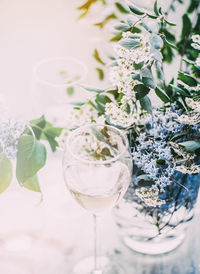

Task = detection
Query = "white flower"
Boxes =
[67,104,99,128]
[176,113,200,125]
[175,165,200,174]
[191,43,200,50]
[192,34,200,44]
[136,187,165,207]
[186,98,200,112]
[195,57,200,67]
[105,102,135,128]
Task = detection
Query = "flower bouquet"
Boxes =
[68,0,200,254]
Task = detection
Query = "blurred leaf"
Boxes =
[77,0,98,18]
[22,174,41,192]
[115,2,129,13]
[83,86,105,93]
[110,32,122,42]
[181,14,192,40]
[30,115,46,140]
[42,127,62,152]
[154,0,159,16]
[16,136,46,183]
[129,4,144,15]
[93,49,105,66]
[66,86,74,96]
[187,0,199,13]
[0,153,12,194]
[96,68,104,80]
[94,13,117,28]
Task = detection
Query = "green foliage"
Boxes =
[93,49,105,66]
[22,174,41,192]
[0,153,12,193]
[30,116,62,152]
[96,67,105,80]
[140,96,152,114]
[114,2,129,14]
[179,141,200,152]
[16,135,46,183]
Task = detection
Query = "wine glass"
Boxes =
[31,56,88,126]
[62,124,132,274]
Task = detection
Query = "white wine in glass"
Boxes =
[63,124,132,274]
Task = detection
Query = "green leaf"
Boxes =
[96,68,104,80]
[43,127,62,152]
[169,84,190,97]
[114,23,130,31]
[151,34,164,49]
[129,4,144,15]
[134,84,150,99]
[115,2,129,13]
[0,153,12,193]
[66,86,74,96]
[164,19,176,26]
[133,61,144,70]
[164,38,178,50]
[109,32,122,42]
[140,96,152,114]
[30,115,46,140]
[178,72,198,87]
[151,48,163,62]
[120,38,140,50]
[181,14,192,40]
[179,141,200,152]
[91,126,106,142]
[141,67,156,89]
[136,174,151,182]
[94,13,118,28]
[70,102,85,106]
[154,0,159,16]
[22,174,41,192]
[83,86,105,93]
[93,49,105,66]
[155,87,170,103]
[16,136,47,183]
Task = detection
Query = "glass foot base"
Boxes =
[72,256,125,274]
[123,232,185,255]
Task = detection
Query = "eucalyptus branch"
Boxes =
[130,14,147,32]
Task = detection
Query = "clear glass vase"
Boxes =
[113,173,200,255]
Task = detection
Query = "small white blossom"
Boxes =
[191,43,200,50]
[195,57,200,67]
[186,98,200,112]
[175,165,200,174]
[105,102,135,128]
[192,34,200,44]
[136,187,165,207]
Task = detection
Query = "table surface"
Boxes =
[0,153,199,274]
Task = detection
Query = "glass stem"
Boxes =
[93,213,102,274]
